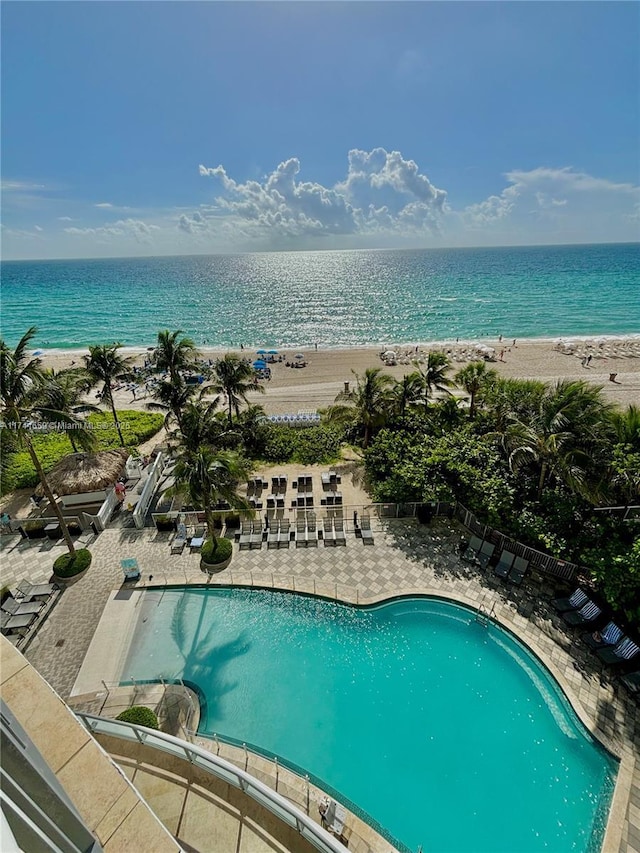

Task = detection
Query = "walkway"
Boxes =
[1,517,638,852]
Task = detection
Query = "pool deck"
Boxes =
[2,517,639,852]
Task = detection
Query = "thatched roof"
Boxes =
[36,448,129,496]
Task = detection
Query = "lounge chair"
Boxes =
[267,521,279,549]
[552,587,588,612]
[582,621,623,650]
[508,556,529,585]
[171,523,188,554]
[597,637,640,665]
[1,610,37,636]
[493,550,516,579]
[307,517,318,547]
[239,520,252,550]
[323,518,335,546]
[16,580,56,600]
[360,515,374,544]
[2,595,44,617]
[189,527,205,552]
[563,600,602,627]
[121,558,141,581]
[333,518,346,546]
[278,520,291,548]
[296,519,307,548]
[463,535,483,562]
[250,522,264,550]
[478,541,495,569]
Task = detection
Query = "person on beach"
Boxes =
[499,349,505,361]
[498,335,502,343]
[512,339,517,347]
[586,354,592,366]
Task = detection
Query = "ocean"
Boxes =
[1,243,638,350]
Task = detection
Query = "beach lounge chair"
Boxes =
[477,541,495,569]
[171,523,188,554]
[360,515,374,544]
[323,518,335,546]
[250,522,263,549]
[189,527,205,552]
[562,600,602,627]
[307,516,318,547]
[508,556,529,585]
[296,519,307,548]
[333,517,346,546]
[2,595,44,617]
[278,520,291,548]
[267,521,280,549]
[552,587,588,612]
[582,621,623,650]
[239,520,252,550]
[1,610,37,636]
[121,558,141,581]
[597,637,640,665]
[493,550,516,579]
[463,535,483,562]
[16,580,56,600]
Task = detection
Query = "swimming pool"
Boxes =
[124,588,617,853]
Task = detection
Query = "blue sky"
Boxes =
[2,1,638,259]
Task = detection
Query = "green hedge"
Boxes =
[53,548,92,578]
[0,411,164,495]
[201,537,233,565]
[115,706,159,729]
[261,425,342,466]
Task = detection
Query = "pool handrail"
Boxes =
[76,712,348,853]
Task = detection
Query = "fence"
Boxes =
[76,714,360,853]
[133,452,165,529]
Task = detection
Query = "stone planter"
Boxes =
[52,565,90,586]
[200,555,232,574]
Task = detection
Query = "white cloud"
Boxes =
[198,148,447,241]
[94,202,114,208]
[58,216,74,221]
[1,180,47,192]
[34,225,43,232]
[65,218,160,243]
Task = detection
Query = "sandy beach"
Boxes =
[38,337,640,415]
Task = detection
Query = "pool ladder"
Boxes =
[475,599,496,626]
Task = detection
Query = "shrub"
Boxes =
[53,548,92,578]
[201,537,233,565]
[260,425,341,466]
[116,706,159,729]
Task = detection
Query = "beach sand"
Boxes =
[39,338,640,415]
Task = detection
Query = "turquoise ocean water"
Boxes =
[125,589,617,853]
[1,243,638,350]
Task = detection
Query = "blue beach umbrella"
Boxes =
[253,359,267,369]
[256,349,267,355]
[32,350,44,356]
[267,349,278,354]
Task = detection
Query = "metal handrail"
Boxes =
[76,713,347,853]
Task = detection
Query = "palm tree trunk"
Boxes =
[537,461,548,500]
[105,387,125,446]
[469,391,476,419]
[205,503,217,546]
[25,435,76,554]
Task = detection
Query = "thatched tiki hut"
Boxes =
[36,448,129,503]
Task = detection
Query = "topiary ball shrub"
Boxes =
[116,705,159,729]
[53,548,92,578]
[201,537,232,565]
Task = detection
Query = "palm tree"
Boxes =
[84,344,136,446]
[147,377,197,434]
[39,368,101,452]
[498,380,610,501]
[455,361,498,419]
[152,329,199,385]
[171,447,251,544]
[172,399,226,455]
[1,328,78,553]
[334,367,394,448]
[414,351,453,408]
[391,371,423,419]
[211,353,264,428]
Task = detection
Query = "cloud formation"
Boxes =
[65,218,159,243]
[198,148,447,240]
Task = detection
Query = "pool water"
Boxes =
[125,589,617,853]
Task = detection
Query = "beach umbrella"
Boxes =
[253,359,267,368]
[256,349,267,355]
[383,350,397,358]
[32,350,44,356]
[295,353,304,360]
[268,349,278,354]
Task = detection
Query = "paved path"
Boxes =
[1,518,638,851]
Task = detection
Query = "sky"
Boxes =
[1,1,639,260]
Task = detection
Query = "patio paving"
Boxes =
[1,516,638,851]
